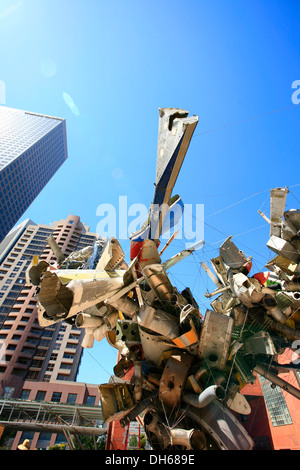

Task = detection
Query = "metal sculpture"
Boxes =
[26,108,300,450]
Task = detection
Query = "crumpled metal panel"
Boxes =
[219,236,247,269]
[210,291,240,314]
[267,235,300,263]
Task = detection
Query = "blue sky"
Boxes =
[1,0,300,384]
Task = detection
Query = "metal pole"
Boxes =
[254,364,300,400]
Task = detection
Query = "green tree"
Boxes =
[128,435,139,448]
[0,428,16,449]
[72,434,107,450]
[140,433,146,450]
[48,443,66,450]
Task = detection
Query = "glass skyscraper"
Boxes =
[0,106,68,242]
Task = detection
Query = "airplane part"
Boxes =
[150,108,198,240]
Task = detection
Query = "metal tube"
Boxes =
[194,367,207,382]
[81,331,94,348]
[46,236,65,262]
[263,295,287,323]
[204,285,231,298]
[75,313,103,328]
[106,296,139,318]
[170,428,206,450]
[93,312,119,342]
[0,421,107,436]
[183,385,226,408]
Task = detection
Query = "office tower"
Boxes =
[0,106,68,242]
[0,214,98,398]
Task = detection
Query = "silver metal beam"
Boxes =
[0,420,107,436]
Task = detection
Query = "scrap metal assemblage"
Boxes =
[27,108,300,450]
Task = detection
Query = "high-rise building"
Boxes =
[0,214,104,449]
[0,214,98,398]
[0,106,68,242]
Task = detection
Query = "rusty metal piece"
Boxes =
[197,310,234,370]
[159,352,193,408]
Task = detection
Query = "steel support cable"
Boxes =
[182,203,270,264]
[193,104,297,138]
[173,184,300,238]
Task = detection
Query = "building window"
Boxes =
[55,434,68,445]
[67,393,77,404]
[35,390,46,402]
[56,374,69,381]
[12,334,21,340]
[26,370,40,380]
[51,392,62,403]
[60,363,72,369]
[1,386,15,398]
[20,389,31,400]
[63,353,74,359]
[86,395,96,406]
[36,432,52,450]
[20,431,34,442]
[258,375,293,426]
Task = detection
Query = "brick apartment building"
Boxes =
[0,214,103,449]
